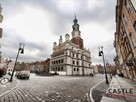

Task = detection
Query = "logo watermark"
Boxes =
[106,88,136,97]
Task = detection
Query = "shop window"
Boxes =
[133,21,136,31]
[58,67,60,71]
[53,68,55,71]
[61,67,63,71]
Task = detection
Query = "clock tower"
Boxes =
[71,16,84,49]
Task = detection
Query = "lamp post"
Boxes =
[72,47,74,75]
[98,46,109,84]
[9,43,25,82]
[0,51,2,63]
[82,52,84,75]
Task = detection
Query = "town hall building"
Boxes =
[50,16,92,75]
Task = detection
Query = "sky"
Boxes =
[0,0,116,65]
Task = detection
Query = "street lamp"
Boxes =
[82,52,84,75]
[72,47,74,75]
[98,46,109,84]
[9,43,25,82]
[0,51,2,63]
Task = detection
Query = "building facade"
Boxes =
[94,64,103,74]
[50,17,92,75]
[0,3,3,38]
[114,0,136,79]
[29,58,50,75]
[0,4,3,63]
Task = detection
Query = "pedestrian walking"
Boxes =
[0,68,4,78]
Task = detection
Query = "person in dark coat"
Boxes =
[0,68,4,78]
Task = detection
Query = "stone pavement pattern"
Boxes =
[0,74,19,97]
[92,77,111,102]
[0,74,105,102]
[0,79,18,97]
[101,76,136,102]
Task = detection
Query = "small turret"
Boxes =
[59,36,63,45]
[53,42,57,47]
[65,33,70,41]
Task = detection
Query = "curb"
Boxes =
[0,79,20,97]
[90,80,105,102]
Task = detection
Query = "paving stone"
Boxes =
[0,74,105,102]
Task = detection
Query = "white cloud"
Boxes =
[2,6,58,43]
[81,23,113,47]
[57,0,76,13]
[0,0,116,64]
[87,0,105,10]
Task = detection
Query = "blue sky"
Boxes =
[0,0,116,65]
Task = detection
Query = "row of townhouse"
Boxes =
[0,55,50,76]
[114,0,136,80]
[29,58,50,75]
[93,64,116,75]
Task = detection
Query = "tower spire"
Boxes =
[73,15,78,24]
[72,15,79,30]
[71,15,83,49]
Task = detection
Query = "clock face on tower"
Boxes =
[75,31,79,37]
[72,30,80,38]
